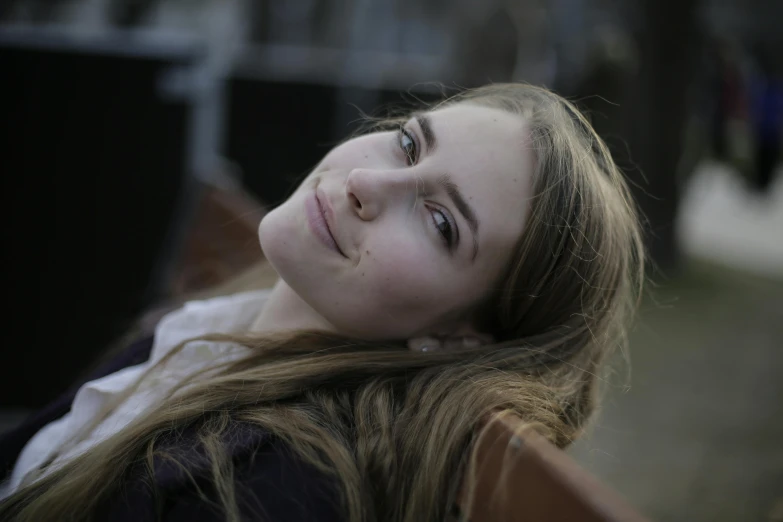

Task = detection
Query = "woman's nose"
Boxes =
[345,168,412,221]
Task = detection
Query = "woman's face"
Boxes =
[259,103,534,340]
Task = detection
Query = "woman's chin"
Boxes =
[258,210,299,266]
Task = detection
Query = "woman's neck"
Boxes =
[250,279,337,335]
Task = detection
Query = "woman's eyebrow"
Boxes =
[414,112,437,152]
[437,174,480,261]
[414,112,479,261]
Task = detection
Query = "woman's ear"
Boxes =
[441,334,490,351]
[444,323,495,350]
[407,330,494,353]
[407,336,442,352]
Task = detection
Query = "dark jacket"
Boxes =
[0,336,343,522]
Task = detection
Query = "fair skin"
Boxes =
[253,103,534,350]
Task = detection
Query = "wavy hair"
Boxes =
[1,83,644,522]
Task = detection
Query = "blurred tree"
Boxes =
[455,4,518,87]
[0,1,17,21]
[109,0,159,27]
[630,0,699,274]
[573,0,699,276]
[1,0,68,22]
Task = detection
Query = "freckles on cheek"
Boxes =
[366,251,442,313]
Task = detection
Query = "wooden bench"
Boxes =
[456,411,650,522]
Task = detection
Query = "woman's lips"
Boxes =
[306,190,346,257]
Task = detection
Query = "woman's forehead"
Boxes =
[423,103,532,188]
[426,103,526,137]
[423,104,531,168]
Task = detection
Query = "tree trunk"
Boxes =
[625,0,699,275]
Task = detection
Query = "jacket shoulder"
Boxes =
[100,424,345,522]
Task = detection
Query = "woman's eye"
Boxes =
[398,127,417,165]
[430,208,454,248]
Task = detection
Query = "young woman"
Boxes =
[0,83,644,521]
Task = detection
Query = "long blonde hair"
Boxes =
[1,84,644,522]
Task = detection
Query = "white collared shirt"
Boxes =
[1,289,270,499]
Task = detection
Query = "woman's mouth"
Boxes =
[306,190,347,258]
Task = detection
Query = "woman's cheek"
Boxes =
[365,246,444,311]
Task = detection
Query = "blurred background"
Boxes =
[1,1,781,520]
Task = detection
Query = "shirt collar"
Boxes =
[150,289,272,363]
